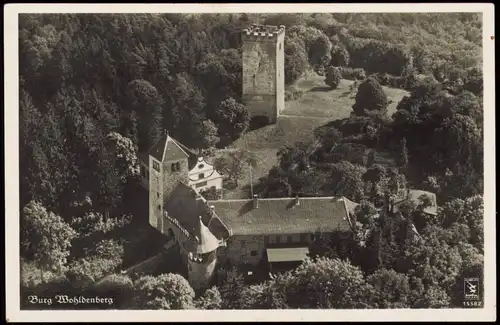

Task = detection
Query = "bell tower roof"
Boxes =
[148,130,190,162]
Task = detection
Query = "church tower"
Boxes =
[147,131,190,232]
[242,24,286,124]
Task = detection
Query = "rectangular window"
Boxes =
[199,173,205,179]
[157,192,160,198]
[250,250,257,257]
[264,236,269,245]
[276,236,280,244]
[153,161,160,172]
[287,235,293,243]
[157,205,161,211]
[195,181,208,188]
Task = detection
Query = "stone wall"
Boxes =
[188,250,217,290]
[221,233,313,267]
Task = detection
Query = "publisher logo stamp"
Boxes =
[464,277,479,300]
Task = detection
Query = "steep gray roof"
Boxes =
[207,197,353,236]
[148,133,190,162]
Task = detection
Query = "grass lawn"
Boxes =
[282,73,408,119]
[216,72,409,199]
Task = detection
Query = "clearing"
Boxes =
[216,72,409,199]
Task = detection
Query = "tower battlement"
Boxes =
[242,24,285,42]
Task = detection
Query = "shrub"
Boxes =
[285,85,305,101]
[325,66,342,89]
[352,77,389,117]
[340,67,367,80]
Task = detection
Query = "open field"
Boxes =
[218,73,409,199]
[283,73,408,118]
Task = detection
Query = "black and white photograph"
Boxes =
[4,3,496,322]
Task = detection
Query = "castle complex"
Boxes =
[138,131,356,291]
[136,25,437,291]
[242,24,286,124]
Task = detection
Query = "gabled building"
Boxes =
[188,156,223,193]
[138,133,358,290]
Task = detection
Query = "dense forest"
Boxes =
[19,13,484,309]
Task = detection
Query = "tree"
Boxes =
[363,164,388,201]
[397,137,409,168]
[214,149,257,186]
[440,196,483,251]
[282,257,372,308]
[21,201,77,280]
[195,286,222,310]
[93,274,135,309]
[198,120,220,149]
[126,79,164,152]
[325,66,342,89]
[219,266,245,309]
[212,97,250,142]
[106,132,140,180]
[284,40,308,85]
[366,269,412,308]
[133,273,195,310]
[167,73,207,148]
[308,33,332,71]
[330,45,350,67]
[352,77,389,117]
[327,161,366,201]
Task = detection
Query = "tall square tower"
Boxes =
[242,24,285,124]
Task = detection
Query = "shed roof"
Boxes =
[267,247,310,263]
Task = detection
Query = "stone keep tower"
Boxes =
[242,24,285,124]
[148,131,190,232]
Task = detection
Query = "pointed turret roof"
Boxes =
[191,216,220,254]
[148,130,190,162]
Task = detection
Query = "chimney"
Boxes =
[294,194,300,206]
[253,194,259,208]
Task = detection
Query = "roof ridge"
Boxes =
[172,138,197,157]
[161,135,170,161]
[207,196,343,203]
